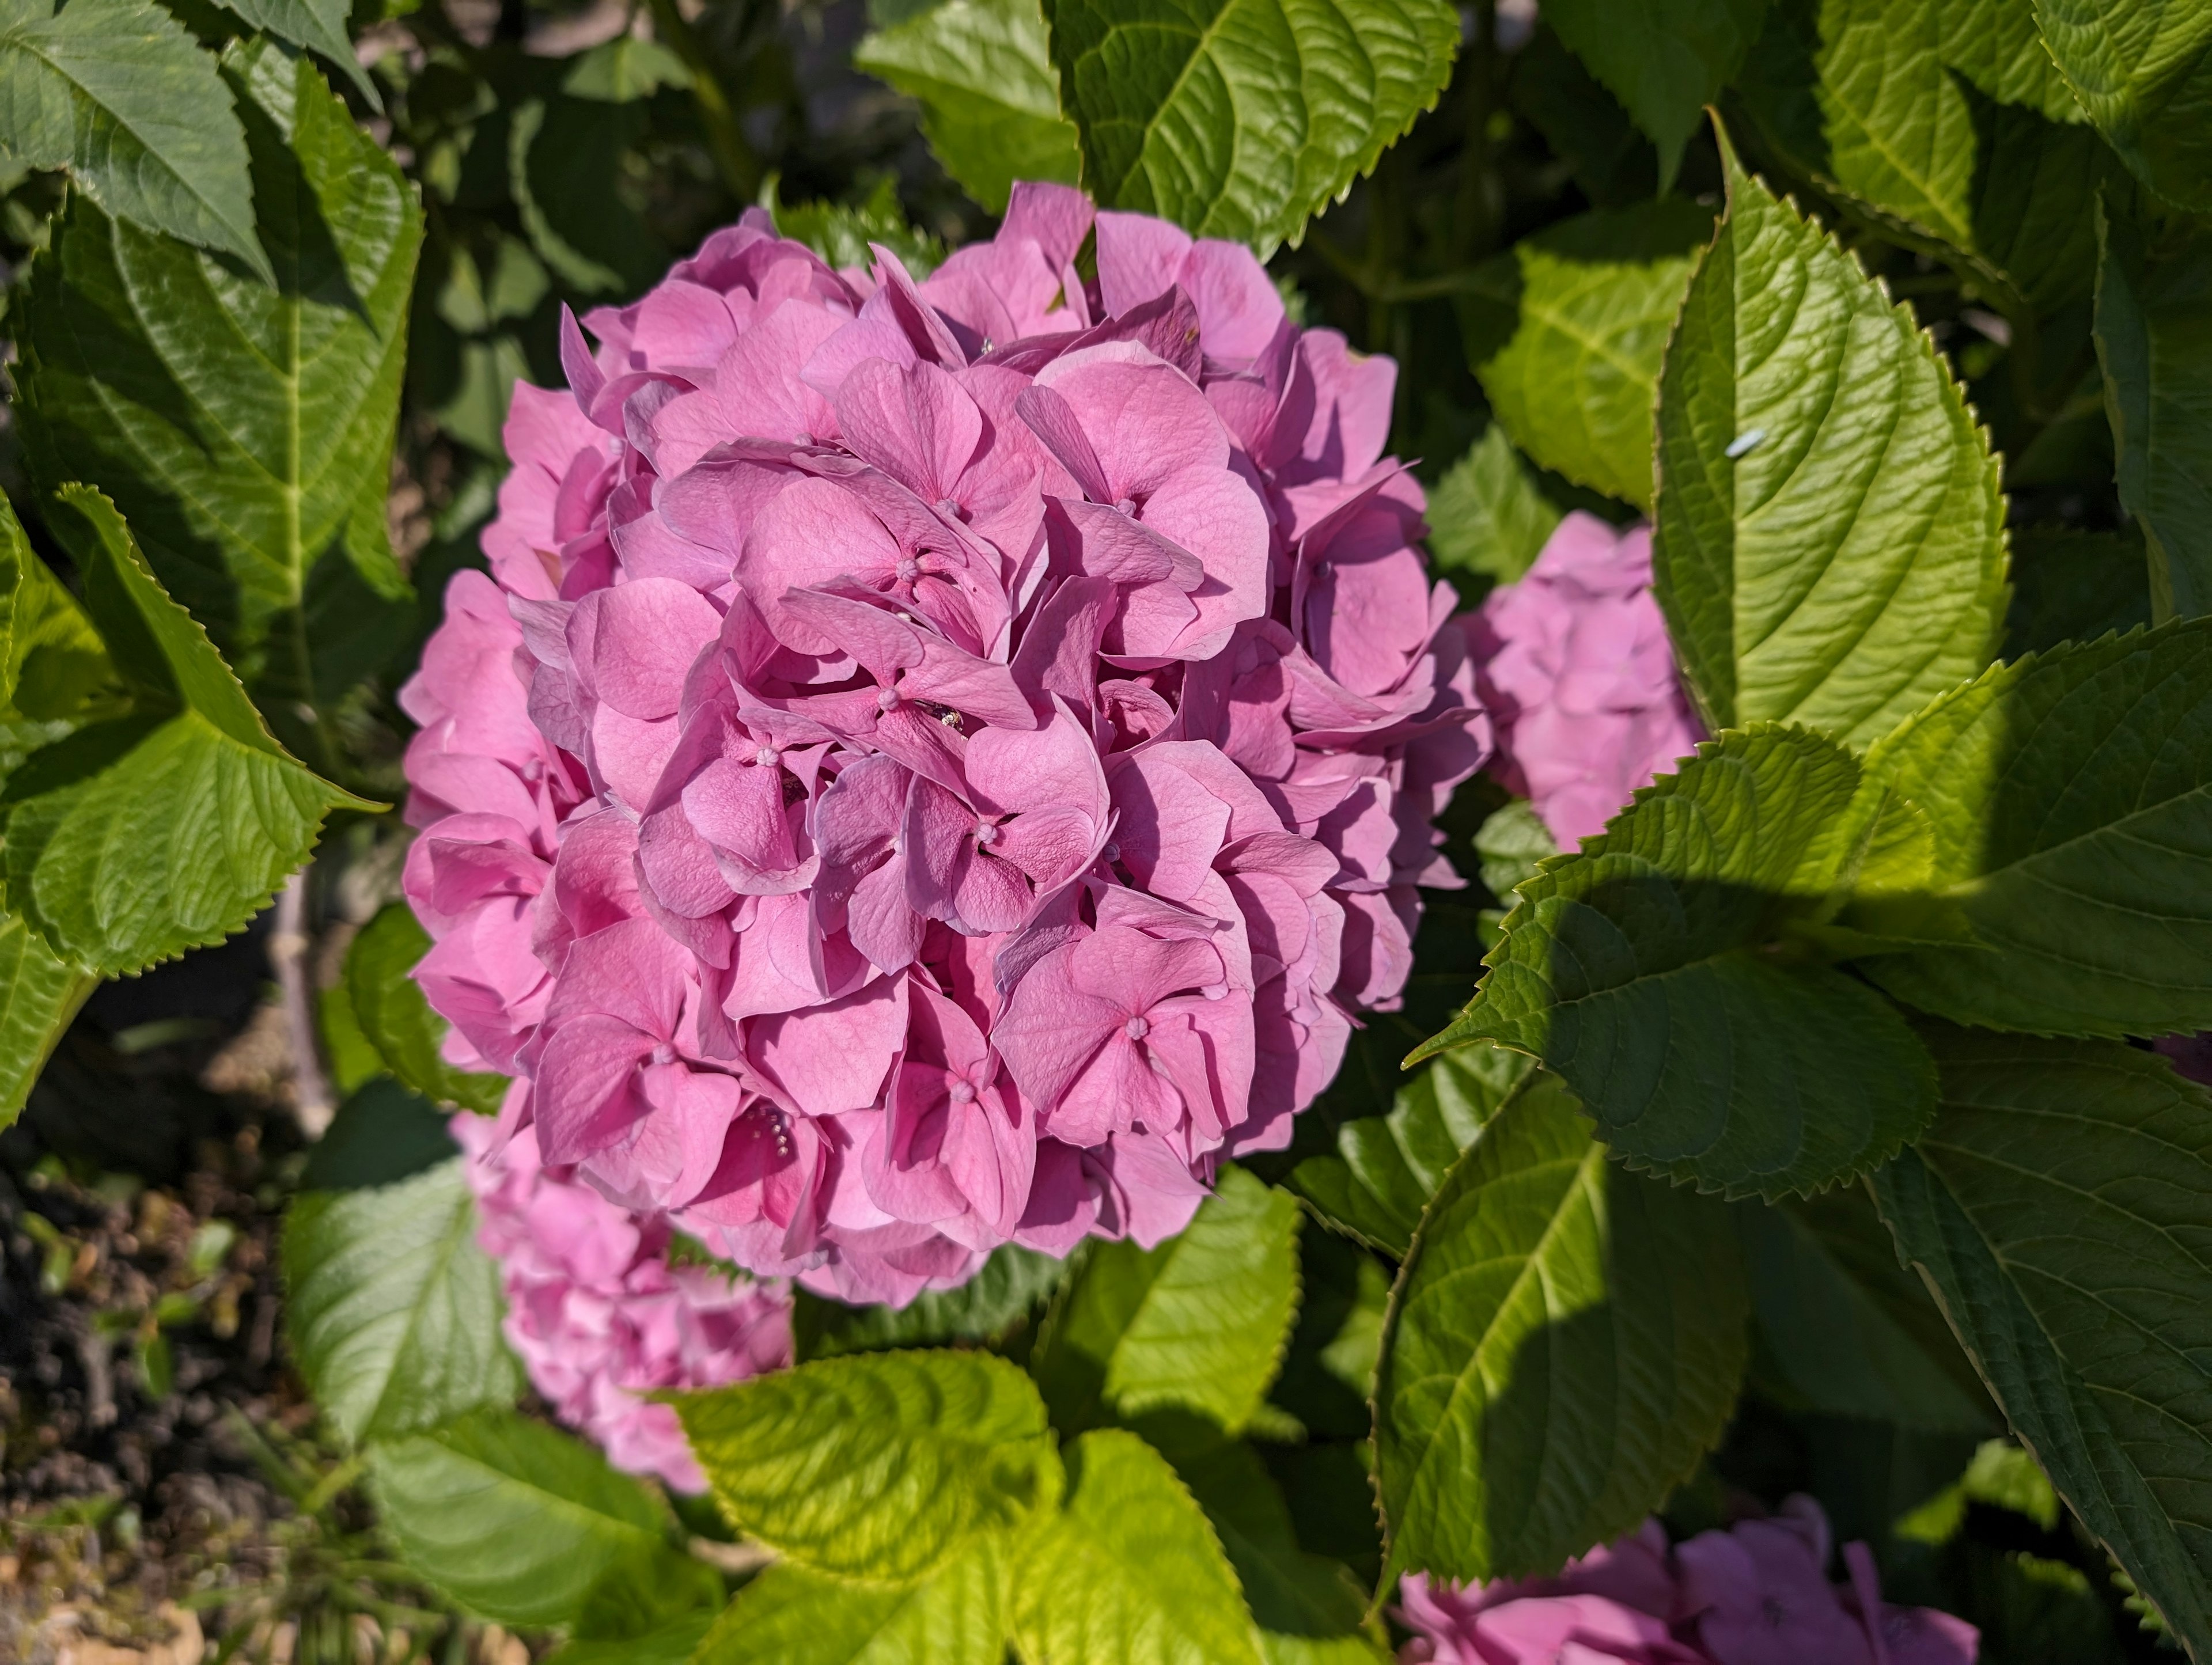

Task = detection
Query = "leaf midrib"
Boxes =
[362,1166,480,1438]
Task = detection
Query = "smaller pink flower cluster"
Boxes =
[1397,1503,1976,1665]
[1474,511,1705,848]
[451,1112,792,1492]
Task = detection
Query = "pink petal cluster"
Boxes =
[1399,1502,1978,1665]
[452,1111,792,1492]
[1472,511,1704,847]
[402,184,1490,1305]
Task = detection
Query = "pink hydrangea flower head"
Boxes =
[452,1112,792,1492]
[402,183,1492,1305]
[1397,1501,1978,1665]
[1473,510,1705,847]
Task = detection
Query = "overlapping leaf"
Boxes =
[1944,0,2086,120]
[2033,0,2212,212]
[0,0,265,276]
[1374,1082,1748,1585]
[342,902,508,1114]
[1415,727,1939,1199]
[672,1349,1059,1583]
[1041,0,1459,254]
[692,1534,1010,1665]
[1460,200,1713,511]
[1539,0,1771,185]
[1741,1188,1992,1431]
[1734,0,2107,310]
[1870,1029,2212,1657]
[1860,617,2212,1037]
[1,489,369,977]
[1012,1428,1264,1665]
[1031,1165,1300,1435]
[2095,213,2212,621]
[855,0,1079,214]
[1288,1041,1547,1257]
[1653,130,2007,745]
[218,0,379,104]
[283,1154,522,1446]
[370,1409,714,1629]
[1169,1436,1388,1664]
[14,44,420,766]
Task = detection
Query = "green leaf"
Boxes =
[283,1154,522,1446]
[692,1534,1010,1665]
[771,176,945,279]
[1423,427,1564,600]
[0,495,125,783]
[1539,0,1771,187]
[370,1408,711,1630]
[1943,0,2087,121]
[1858,618,2212,1038]
[2032,0,2212,213]
[14,43,421,767]
[795,1243,1070,1360]
[561,35,691,101]
[298,1076,460,1192]
[1414,726,1940,1200]
[1040,0,1459,256]
[1652,127,2008,746]
[2003,526,2153,658]
[1168,1436,1388,1665]
[854,0,1078,215]
[1287,1041,1549,1257]
[0,0,265,278]
[1868,1028,2212,1657]
[672,1349,1060,1583]
[509,93,663,298]
[0,912,94,1126]
[1012,1428,1264,1665]
[1461,200,1714,513]
[549,1610,715,1665]
[1735,1,2108,309]
[1373,1080,1749,1586]
[1031,1166,1300,1435]
[2,489,370,977]
[1474,800,1559,901]
[1506,26,1658,211]
[2095,211,2212,623]
[342,902,508,1114]
[216,0,380,106]
[1741,1187,1993,1432]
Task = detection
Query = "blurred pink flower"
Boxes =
[453,1112,791,1492]
[1472,511,1705,847]
[403,184,1490,1306]
[1397,1501,1978,1665]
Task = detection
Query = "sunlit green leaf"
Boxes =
[2033,0,2212,213]
[14,44,420,767]
[0,0,265,276]
[1031,1166,1300,1435]
[692,1533,1010,1665]
[1423,428,1563,601]
[1012,1428,1264,1665]
[673,1349,1060,1583]
[855,0,1078,215]
[1653,127,2008,745]
[1374,1081,1748,1584]
[283,1154,521,1446]
[1462,200,1713,512]
[1042,0,1458,255]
